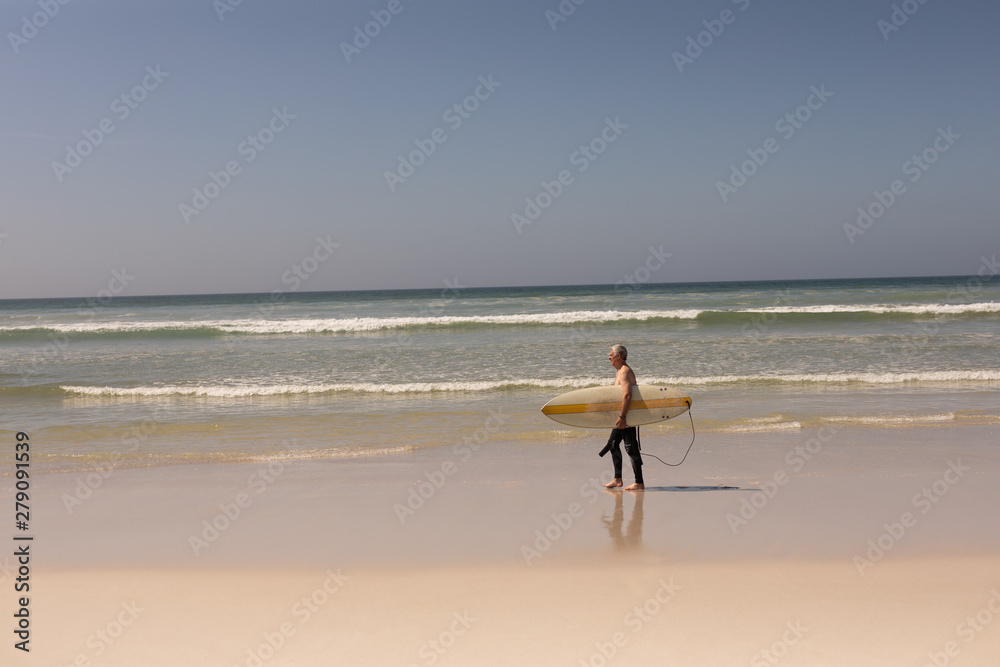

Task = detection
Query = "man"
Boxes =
[604,344,644,491]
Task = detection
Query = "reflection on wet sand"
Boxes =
[603,489,644,551]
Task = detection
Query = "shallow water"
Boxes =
[2,276,998,471]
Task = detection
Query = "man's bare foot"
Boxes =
[624,483,644,491]
[604,478,623,488]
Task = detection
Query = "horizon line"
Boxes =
[0,273,987,304]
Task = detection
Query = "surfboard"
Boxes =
[541,385,691,429]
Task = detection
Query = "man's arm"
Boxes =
[616,376,632,429]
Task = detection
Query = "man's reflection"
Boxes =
[602,488,643,551]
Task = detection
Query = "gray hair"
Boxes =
[611,344,627,360]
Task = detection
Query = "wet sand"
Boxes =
[14,424,1000,665]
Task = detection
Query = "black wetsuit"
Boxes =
[606,427,642,484]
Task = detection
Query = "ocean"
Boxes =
[2,275,999,473]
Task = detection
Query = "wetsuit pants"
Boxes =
[607,427,643,484]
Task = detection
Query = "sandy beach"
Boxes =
[4,0,999,660]
[32,557,1000,666]
[13,423,1000,666]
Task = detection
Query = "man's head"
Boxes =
[609,344,628,367]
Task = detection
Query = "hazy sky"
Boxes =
[1,0,997,298]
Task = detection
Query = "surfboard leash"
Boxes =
[639,409,697,467]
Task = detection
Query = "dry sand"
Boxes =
[29,557,1000,666]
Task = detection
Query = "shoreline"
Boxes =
[9,380,1000,476]
[20,424,1000,569]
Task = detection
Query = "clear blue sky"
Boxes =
[2,0,998,298]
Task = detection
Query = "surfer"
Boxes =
[604,345,644,491]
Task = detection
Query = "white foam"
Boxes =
[7,309,701,335]
[742,302,1000,316]
[745,415,789,423]
[720,421,802,433]
[59,378,611,398]
[823,413,957,425]
[642,371,1000,385]
[246,445,418,461]
[8,301,998,336]
[59,370,1000,398]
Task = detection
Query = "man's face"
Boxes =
[609,348,620,365]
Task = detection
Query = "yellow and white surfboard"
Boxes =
[541,385,691,429]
